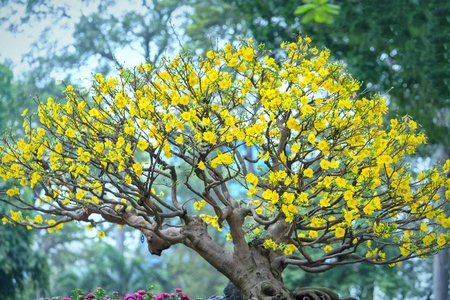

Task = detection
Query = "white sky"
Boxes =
[0,1,188,82]
[0,1,96,77]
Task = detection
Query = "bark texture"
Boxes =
[433,249,449,300]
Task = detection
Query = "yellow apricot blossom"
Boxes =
[133,162,143,176]
[246,173,259,186]
[137,140,149,151]
[335,227,345,238]
[303,168,314,177]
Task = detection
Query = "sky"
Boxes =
[0,1,100,82]
[0,0,189,83]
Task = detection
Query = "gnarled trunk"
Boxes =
[180,216,290,299]
[230,244,290,300]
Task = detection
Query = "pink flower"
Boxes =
[155,292,170,300]
[175,289,183,293]
[85,293,95,299]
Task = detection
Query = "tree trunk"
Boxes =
[115,226,125,254]
[180,216,352,299]
[433,249,449,300]
[231,244,290,300]
[181,216,290,299]
[214,244,350,300]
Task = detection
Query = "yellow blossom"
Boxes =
[137,140,149,151]
[133,162,143,176]
[437,234,446,247]
[308,132,316,145]
[264,239,277,250]
[34,215,43,224]
[320,159,330,170]
[194,200,206,210]
[284,244,297,255]
[246,173,259,186]
[303,168,314,177]
[335,227,345,238]
[420,223,428,232]
[324,245,333,253]
[203,131,217,145]
[175,135,184,144]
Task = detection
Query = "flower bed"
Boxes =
[41,286,195,300]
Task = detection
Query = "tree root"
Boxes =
[292,287,358,300]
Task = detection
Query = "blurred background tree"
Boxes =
[0,0,448,299]
[189,0,449,149]
[0,62,53,299]
[0,204,50,300]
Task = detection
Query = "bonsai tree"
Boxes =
[1,37,449,300]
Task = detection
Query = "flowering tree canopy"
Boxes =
[1,37,449,299]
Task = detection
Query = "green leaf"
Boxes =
[301,10,316,23]
[294,4,316,14]
[323,16,335,24]
[314,9,330,22]
[322,5,340,14]
[121,70,133,82]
